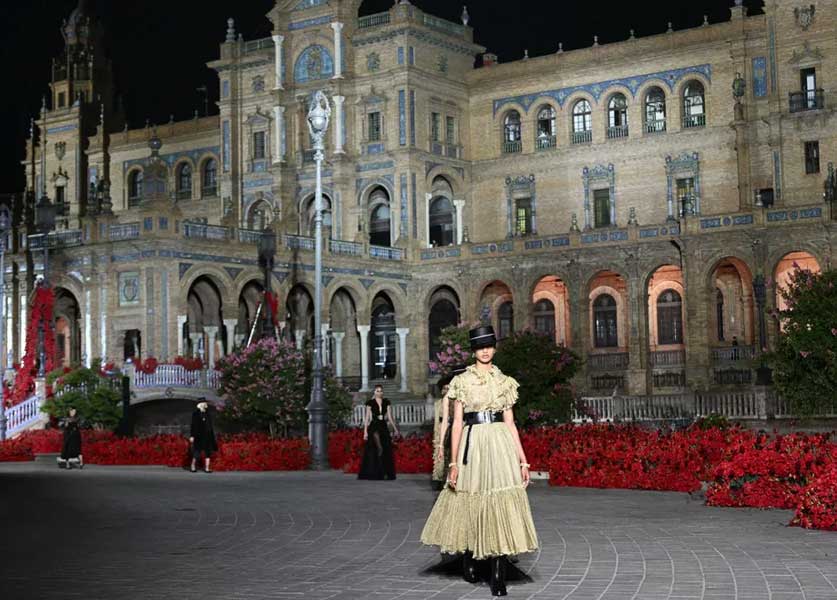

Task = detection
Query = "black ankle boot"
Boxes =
[462,551,479,583]
[490,556,507,596]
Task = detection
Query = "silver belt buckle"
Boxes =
[377,415,384,420]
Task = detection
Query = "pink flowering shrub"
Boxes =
[428,324,472,376]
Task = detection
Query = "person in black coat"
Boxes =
[58,407,83,469]
[189,400,218,473]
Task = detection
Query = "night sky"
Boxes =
[0,0,764,194]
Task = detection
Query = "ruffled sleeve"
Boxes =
[494,374,520,411]
[446,373,465,405]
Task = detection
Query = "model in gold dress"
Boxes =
[421,326,538,596]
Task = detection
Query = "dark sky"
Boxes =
[0,0,764,194]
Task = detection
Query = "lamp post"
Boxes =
[0,208,9,440]
[257,225,277,340]
[823,162,836,220]
[306,90,331,470]
[35,192,56,377]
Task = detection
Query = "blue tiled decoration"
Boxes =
[398,90,407,146]
[700,218,722,229]
[356,160,395,173]
[179,263,193,279]
[640,228,659,238]
[353,26,480,57]
[411,173,417,238]
[356,175,395,197]
[222,121,231,171]
[752,57,768,97]
[294,45,334,83]
[408,47,415,65]
[773,150,782,200]
[733,215,753,226]
[360,278,375,289]
[244,178,273,190]
[143,217,153,231]
[222,80,230,98]
[159,217,168,230]
[123,146,220,173]
[288,15,332,31]
[582,164,615,229]
[47,124,77,134]
[400,173,408,238]
[365,143,385,155]
[493,64,711,116]
[224,267,242,280]
[409,90,416,146]
[768,21,777,94]
[397,47,405,65]
[293,0,327,10]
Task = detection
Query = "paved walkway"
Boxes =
[1,463,836,599]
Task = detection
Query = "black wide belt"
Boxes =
[461,411,504,465]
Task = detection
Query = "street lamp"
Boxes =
[823,161,836,220]
[257,225,277,340]
[0,208,9,440]
[306,90,331,470]
[35,191,56,378]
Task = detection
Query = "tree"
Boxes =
[494,330,580,426]
[428,323,473,376]
[769,266,837,416]
[41,367,122,430]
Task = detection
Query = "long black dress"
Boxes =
[60,416,82,460]
[190,409,218,458]
[358,398,396,480]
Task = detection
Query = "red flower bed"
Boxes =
[326,430,433,474]
[792,464,837,530]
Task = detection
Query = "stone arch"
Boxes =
[428,177,456,247]
[427,285,462,360]
[246,198,275,230]
[293,44,335,84]
[53,286,82,367]
[365,186,393,247]
[425,165,464,194]
[674,73,711,99]
[364,282,408,324]
[707,257,755,346]
[298,192,334,236]
[773,251,822,315]
[329,286,361,379]
[285,284,315,347]
[236,278,265,346]
[369,290,398,380]
[180,267,234,309]
[173,157,195,199]
[477,280,514,339]
[588,270,629,351]
[636,78,673,102]
[532,275,572,346]
[185,275,226,363]
[645,264,685,349]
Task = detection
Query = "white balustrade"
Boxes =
[350,401,430,427]
[6,395,43,437]
[132,366,220,390]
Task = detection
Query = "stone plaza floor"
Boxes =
[1,463,837,600]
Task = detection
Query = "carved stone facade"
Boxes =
[11,0,837,398]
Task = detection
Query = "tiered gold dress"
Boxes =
[420,365,539,560]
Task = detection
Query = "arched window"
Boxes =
[644,87,666,133]
[656,289,683,345]
[303,195,332,236]
[593,294,618,348]
[176,163,192,200]
[715,288,725,342]
[536,105,556,150]
[533,299,555,340]
[571,100,592,144]
[128,170,143,205]
[498,301,514,339]
[607,94,628,138]
[249,202,270,230]
[429,196,455,247]
[502,110,521,153]
[202,159,218,197]
[369,202,391,247]
[682,80,705,128]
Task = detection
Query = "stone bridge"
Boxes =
[126,365,221,406]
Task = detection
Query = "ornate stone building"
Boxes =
[10,0,836,398]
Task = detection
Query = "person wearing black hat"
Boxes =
[420,325,538,596]
[431,365,466,491]
[189,399,218,473]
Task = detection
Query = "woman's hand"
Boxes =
[447,465,458,490]
[189,436,194,444]
[521,465,531,488]
[363,431,368,441]
[436,445,444,461]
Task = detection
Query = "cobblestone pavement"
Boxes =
[2,463,837,600]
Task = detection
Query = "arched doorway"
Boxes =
[237,280,264,348]
[429,176,456,247]
[300,194,333,237]
[54,287,81,367]
[370,292,396,380]
[286,285,314,348]
[709,257,755,385]
[587,270,629,392]
[532,275,571,345]
[478,280,513,339]
[368,186,391,247]
[247,200,274,231]
[329,288,360,384]
[774,251,821,314]
[428,286,461,359]
[186,276,225,364]
[647,265,686,389]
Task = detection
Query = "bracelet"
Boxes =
[520,462,531,468]
[448,462,458,468]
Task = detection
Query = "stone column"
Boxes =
[271,34,284,89]
[189,333,203,360]
[332,96,345,154]
[396,327,409,392]
[204,326,219,368]
[222,318,237,356]
[332,331,345,378]
[274,105,285,162]
[84,289,92,367]
[357,325,371,391]
[177,315,188,355]
[453,199,465,244]
[295,330,305,350]
[330,23,344,79]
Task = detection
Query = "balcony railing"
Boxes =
[535,135,556,150]
[587,352,629,371]
[789,89,825,112]
[714,367,752,386]
[183,223,231,240]
[285,234,315,251]
[606,125,629,139]
[650,349,686,367]
[369,245,403,261]
[202,186,218,199]
[682,113,706,129]
[711,345,755,363]
[28,230,84,249]
[357,11,390,29]
[571,130,592,144]
[422,14,466,37]
[329,239,364,257]
[238,228,267,245]
[176,189,192,201]
[109,223,140,241]
[502,140,522,154]
[645,119,666,134]
[653,371,686,388]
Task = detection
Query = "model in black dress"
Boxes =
[190,400,218,473]
[358,385,400,480]
[58,407,83,469]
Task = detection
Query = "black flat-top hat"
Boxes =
[469,325,497,350]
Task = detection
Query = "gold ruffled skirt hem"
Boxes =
[420,485,539,560]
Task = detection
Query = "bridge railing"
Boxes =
[350,400,432,428]
[132,366,221,390]
[6,395,43,437]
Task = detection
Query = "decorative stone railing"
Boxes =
[587,352,629,371]
[650,349,686,367]
[132,366,220,390]
[329,239,364,257]
[110,223,140,240]
[285,234,315,251]
[357,12,390,29]
[369,245,403,261]
[350,400,432,427]
[6,395,43,438]
[28,230,84,250]
[237,228,267,245]
[711,345,755,363]
[183,223,231,240]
